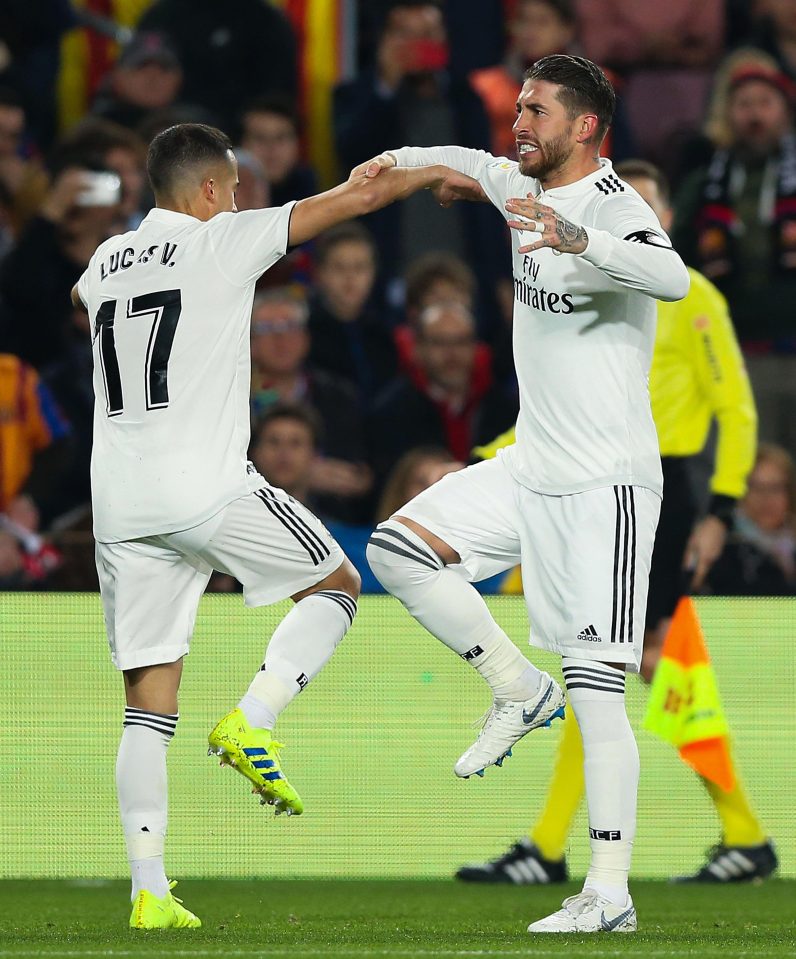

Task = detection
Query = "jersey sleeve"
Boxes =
[580,193,691,302]
[687,274,757,499]
[390,146,528,211]
[207,202,296,286]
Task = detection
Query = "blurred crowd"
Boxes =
[1,0,796,595]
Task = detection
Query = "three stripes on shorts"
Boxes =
[612,485,636,644]
[254,486,331,566]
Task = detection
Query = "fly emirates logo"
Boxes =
[513,254,574,314]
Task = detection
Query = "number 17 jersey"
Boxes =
[77,203,295,543]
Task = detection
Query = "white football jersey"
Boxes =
[78,203,295,543]
[392,148,691,496]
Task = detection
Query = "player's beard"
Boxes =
[518,126,576,180]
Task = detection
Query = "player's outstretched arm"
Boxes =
[349,145,494,184]
[505,193,690,302]
[288,165,482,246]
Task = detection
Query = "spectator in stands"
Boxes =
[0,87,48,234]
[376,445,463,521]
[396,252,512,389]
[239,96,317,207]
[577,0,725,69]
[368,301,518,483]
[746,0,796,83]
[308,223,396,399]
[673,60,796,455]
[250,402,321,511]
[0,86,28,199]
[470,0,577,159]
[707,443,796,594]
[250,288,372,522]
[55,117,148,228]
[233,149,270,212]
[0,166,118,370]
[0,352,71,534]
[136,0,297,135]
[576,1,725,176]
[92,32,186,133]
[397,251,475,364]
[334,0,505,319]
[40,305,94,518]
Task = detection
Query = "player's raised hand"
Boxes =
[348,152,397,181]
[504,194,588,255]
[431,169,488,207]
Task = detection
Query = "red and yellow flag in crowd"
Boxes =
[644,597,736,792]
[276,0,356,188]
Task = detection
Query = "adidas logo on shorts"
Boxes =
[577,624,602,642]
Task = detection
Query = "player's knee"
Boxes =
[338,558,361,601]
[366,519,444,593]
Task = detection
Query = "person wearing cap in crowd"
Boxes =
[92,33,191,133]
[673,57,796,459]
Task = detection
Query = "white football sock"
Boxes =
[563,658,637,907]
[117,709,177,900]
[367,520,541,700]
[238,589,356,730]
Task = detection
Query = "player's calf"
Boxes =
[210,576,358,814]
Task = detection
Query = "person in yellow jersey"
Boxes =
[457,159,778,886]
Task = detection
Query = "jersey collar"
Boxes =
[540,157,613,200]
[143,207,202,224]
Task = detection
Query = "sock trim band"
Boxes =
[314,589,358,625]
[367,534,439,571]
[373,524,443,569]
[123,708,178,737]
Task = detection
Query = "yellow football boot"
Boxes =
[208,708,304,816]
[129,881,201,929]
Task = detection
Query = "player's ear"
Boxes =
[204,178,216,203]
[577,114,599,144]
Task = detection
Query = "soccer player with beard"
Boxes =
[357,55,690,933]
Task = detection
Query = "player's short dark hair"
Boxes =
[252,401,321,448]
[614,159,670,205]
[525,54,616,144]
[146,122,233,197]
[315,222,377,267]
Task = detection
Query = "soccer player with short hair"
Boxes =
[359,55,690,933]
[72,122,478,929]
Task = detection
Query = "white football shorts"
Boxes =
[95,484,345,670]
[398,457,661,670]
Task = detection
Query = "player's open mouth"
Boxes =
[517,143,539,155]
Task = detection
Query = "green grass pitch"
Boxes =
[1,880,793,958]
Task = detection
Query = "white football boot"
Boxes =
[454,673,565,778]
[527,889,637,934]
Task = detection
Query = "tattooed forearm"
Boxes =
[554,214,588,253]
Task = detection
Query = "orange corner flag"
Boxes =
[643,597,736,792]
